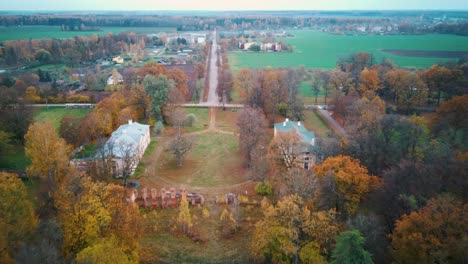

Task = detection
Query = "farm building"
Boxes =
[96,120,150,178]
[274,118,317,170]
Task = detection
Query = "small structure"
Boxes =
[274,118,317,170]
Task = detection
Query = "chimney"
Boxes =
[298,121,301,126]
[128,119,133,125]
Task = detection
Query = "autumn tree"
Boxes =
[177,194,193,235]
[431,94,468,147]
[313,155,380,216]
[384,69,427,113]
[143,74,173,121]
[237,107,268,169]
[194,62,205,80]
[331,230,373,264]
[422,65,463,105]
[75,237,136,264]
[234,68,254,102]
[251,195,339,263]
[359,68,380,94]
[390,195,467,264]
[167,67,189,97]
[138,62,167,79]
[25,122,72,189]
[217,63,233,105]
[0,172,38,264]
[60,115,84,147]
[56,177,141,261]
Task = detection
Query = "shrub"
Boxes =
[183,113,197,127]
[255,181,273,196]
[153,121,164,135]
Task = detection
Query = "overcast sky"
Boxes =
[1,0,467,11]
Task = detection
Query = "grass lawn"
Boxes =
[216,108,241,133]
[303,109,333,138]
[33,107,91,131]
[183,107,209,132]
[0,26,176,41]
[74,143,97,159]
[155,132,246,187]
[229,29,468,70]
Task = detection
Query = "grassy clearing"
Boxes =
[216,108,241,133]
[33,107,91,131]
[156,132,246,187]
[303,109,333,138]
[229,30,468,69]
[74,144,97,159]
[0,26,176,41]
[144,140,157,158]
[183,107,209,132]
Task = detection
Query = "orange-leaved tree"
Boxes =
[314,155,381,216]
[390,195,467,264]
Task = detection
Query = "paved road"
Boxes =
[317,109,347,137]
[206,29,219,105]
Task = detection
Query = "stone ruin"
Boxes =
[129,186,205,209]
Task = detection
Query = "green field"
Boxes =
[0,26,177,41]
[229,30,468,69]
[33,107,91,131]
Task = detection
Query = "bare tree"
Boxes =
[169,132,193,167]
[237,107,268,169]
[273,131,306,169]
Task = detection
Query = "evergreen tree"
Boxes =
[331,230,373,264]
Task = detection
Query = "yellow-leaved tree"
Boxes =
[251,195,339,263]
[0,172,38,263]
[25,122,72,189]
[55,177,141,262]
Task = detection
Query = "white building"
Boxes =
[97,120,151,178]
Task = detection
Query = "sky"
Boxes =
[0,0,467,11]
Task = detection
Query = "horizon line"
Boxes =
[1,9,468,12]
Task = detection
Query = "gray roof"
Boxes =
[98,122,149,158]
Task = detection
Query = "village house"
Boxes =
[274,118,316,170]
[107,71,124,85]
[112,56,124,64]
[97,120,151,178]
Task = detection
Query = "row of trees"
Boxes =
[1,32,146,66]
[234,67,305,124]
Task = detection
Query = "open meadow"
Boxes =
[0,25,177,41]
[228,29,468,70]
[33,106,91,131]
